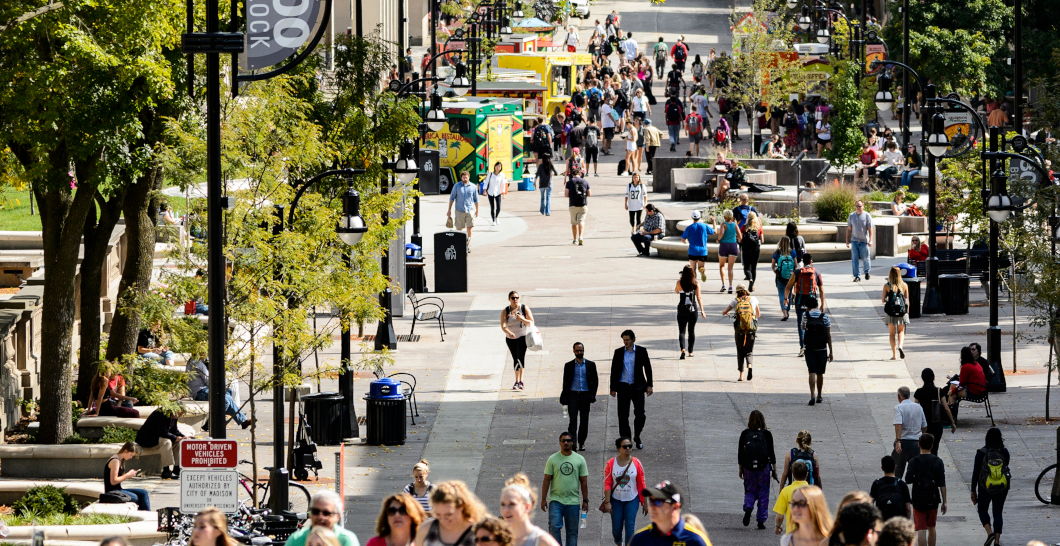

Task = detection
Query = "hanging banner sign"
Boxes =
[865,44,886,75]
[1008,156,1041,206]
[941,111,976,157]
[244,0,324,70]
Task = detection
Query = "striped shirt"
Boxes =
[402,481,434,513]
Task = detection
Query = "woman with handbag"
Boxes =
[914,368,956,455]
[483,162,507,227]
[601,437,646,546]
[501,291,535,391]
[104,442,151,511]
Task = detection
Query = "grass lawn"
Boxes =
[0,189,42,231]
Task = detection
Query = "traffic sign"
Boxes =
[181,439,238,468]
[180,470,240,513]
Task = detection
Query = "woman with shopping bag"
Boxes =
[501,291,535,391]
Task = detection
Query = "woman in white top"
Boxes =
[631,88,650,120]
[722,284,761,382]
[890,191,909,216]
[499,474,559,546]
[501,291,534,391]
[601,437,647,546]
[402,459,435,513]
[780,486,831,546]
[815,112,832,158]
[625,173,647,233]
[483,162,507,226]
[623,121,639,175]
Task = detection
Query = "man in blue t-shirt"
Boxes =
[732,193,759,232]
[681,210,717,283]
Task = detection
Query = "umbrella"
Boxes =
[514,17,556,33]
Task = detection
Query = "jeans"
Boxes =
[743,467,771,523]
[548,501,580,546]
[540,186,552,215]
[776,279,789,312]
[795,303,806,348]
[851,241,870,278]
[609,497,639,545]
[631,233,654,255]
[677,308,697,352]
[976,488,1006,534]
[194,387,247,425]
[122,487,151,511]
[142,350,175,364]
[667,124,681,146]
[879,166,898,186]
[901,169,917,187]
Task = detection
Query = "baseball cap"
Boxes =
[642,480,683,504]
[644,118,653,125]
[691,210,701,219]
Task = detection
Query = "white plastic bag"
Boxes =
[525,325,544,351]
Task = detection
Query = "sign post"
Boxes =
[180,440,240,514]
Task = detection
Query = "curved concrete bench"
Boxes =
[5,497,164,546]
[76,416,195,440]
[671,221,838,244]
[0,440,185,479]
[0,479,104,506]
[651,237,853,263]
[136,401,208,428]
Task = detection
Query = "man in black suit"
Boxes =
[609,329,653,449]
[561,342,598,452]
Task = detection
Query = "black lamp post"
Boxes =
[374,142,419,352]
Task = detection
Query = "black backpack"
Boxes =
[873,477,908,520]
[573,91,586,107]
[673,44,686,62]
[573,179,587,198]
[784,113,799,130]
[910,456,942,511]
[788,448,819,486]
[803,311,829,351]
[588,89,601,109]
[533,125,550,150]
[884,285,908,317]
[666,101,682,123]
[615,89,629,110]
[741,430,770,471]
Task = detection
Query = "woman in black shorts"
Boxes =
[815,111,832,158]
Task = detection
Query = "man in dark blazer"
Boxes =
[609,329,653,449]
[561,342,598,452]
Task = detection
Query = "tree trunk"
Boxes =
[105,166,162,362]
[76,190,124,406]
[35,151,101,444]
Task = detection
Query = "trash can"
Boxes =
[519,174,535,191]
[906,277,922,319]
[897,263,917,279]
[302,392,344,446]
[365,378,407,446]
[434,231,468,292]
[939,274,970,315]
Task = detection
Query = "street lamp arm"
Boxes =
[425,48,469,72]
[237,0,332,83]
[870,60,927,94]
[395,77,445,96]
[288,168,366,225]
[931,97,989,155]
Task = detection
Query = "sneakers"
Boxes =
[594,173,599,177]
[757,522,766,530]
[853,276,861,282]
[513,381,524,390]
[578,239,584,245]
[699,269,706,282]
[743,508,752,527]
[798,347,805,357]
[572,239,578,245]
[865,272,871,280]
[728,286,733,294]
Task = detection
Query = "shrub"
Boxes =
[61,433,90,444]
[100,426,138,444]
[814,184,859,222]
[863,189,920,202]
[127,361,188,411]
[12,485,81,516]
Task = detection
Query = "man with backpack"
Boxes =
[565,168,591,245]
[653,37,668,76]
[800,296,832,405]
[664,94,685,151]
[904,434,947,546]
[731,193,758,234]
[586,83,603,124]
[784,253,827,357]
[871,455,912,521]
[583,118,601,177]
[893,386,928,480]
[738,410,777,530]
[670,37,688,72]
[666,64,684,102]
[685,109,705,157]
[533,122,554,167]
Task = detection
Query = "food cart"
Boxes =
[420,97,525,194]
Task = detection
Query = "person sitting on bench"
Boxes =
[137,321,175,366]
[135,407,186,480]
[943,347,988,407]
[187,358,254,431]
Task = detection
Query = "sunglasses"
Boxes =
[310,508,337,517]
[510,296,520,300]
[649,499,673,507]
[790,500,809,509]
[620,444,633,449]
[386,506,408,516]
[561,438,574,443]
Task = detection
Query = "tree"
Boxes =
[726,0,802,113]
[823,59,869,173]
[0,0,183,443]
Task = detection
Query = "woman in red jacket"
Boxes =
[601,437,647,546]
[907,236,928,263]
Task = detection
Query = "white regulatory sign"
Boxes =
[180,470,240,514]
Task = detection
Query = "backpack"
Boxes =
[586,127,599,149]
[873,477,908,521]
[588,89,601,109]
[777,253,796,280]
[673,44,687,62]
[784,113,799,130]
[667,70,681,86]
[741,430,770,472]
[910,456,941,511]
[796,267,819,309]
[735,297,757,339]
[99,491,135,504]
[744,227,760,247]
[615,89,629,110]
[573,179,587,198]
[603,40,614,57]
[884,285,908,317]
[803,311,829,351]
[573,91,586,108]
[654,44,667,61]
[978,448,1010,494]
[666,101,682,123]
[714,127,726,144]
[533,125,550,149]
[687,114,702,135]
[788,448,818,485]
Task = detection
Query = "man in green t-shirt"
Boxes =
[540,432,589,546]
[286,491,361,546]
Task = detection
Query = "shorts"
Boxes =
[675,61,686,71]
[688,254,708,262]
[913,509,937,530]
[567,45,576,52]
[719,242,739,257]
[626,140,636,152]
[690,132,703,143]
[453,211,475,230]
[816,136,832,145]
[805,349,828,374]
[632,111,645,120]
[585,147,599,164]
[604,127,615,140]
[569,206,587,225]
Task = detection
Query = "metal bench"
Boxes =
[388,372,420,425]
[407,289,446,341]
[958,392,996,426]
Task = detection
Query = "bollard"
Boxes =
[1053,426,1060,505]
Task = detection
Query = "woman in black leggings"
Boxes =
[971,427,1009,546]
[483,162,507,226]
[674,266,705,360]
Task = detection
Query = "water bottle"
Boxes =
[579,509,587,529]
[562,405,569,419]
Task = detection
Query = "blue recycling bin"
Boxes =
[405,243,423,263]
[365,378,406,445]
[519,175,535,191]
[897,262,916,278]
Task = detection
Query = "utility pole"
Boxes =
[1013,0,1022,136]
[901,0,910,148]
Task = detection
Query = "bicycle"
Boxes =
[1034,463,1057,504]
[237,460,312,514]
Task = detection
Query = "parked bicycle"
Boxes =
[238,459,312,514]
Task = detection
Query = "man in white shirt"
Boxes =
[892,386,927,479]
[565,26,580,53]
[595,19,604,39]
[600,101,616,155]
[621,32,638,66]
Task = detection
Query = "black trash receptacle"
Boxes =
[302,392,344,446]
[907,277,922,319]
[365,378,407,446]
[939,274,970,315]
[434,231,468,293]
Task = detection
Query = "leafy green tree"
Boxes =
[725,0,802,113]
[823,59,868,173]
